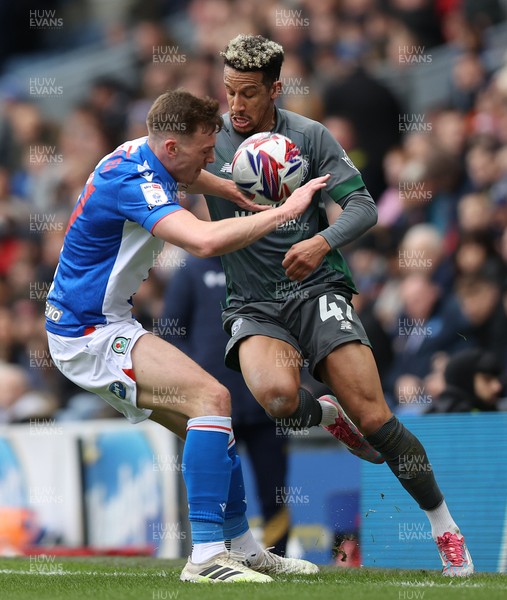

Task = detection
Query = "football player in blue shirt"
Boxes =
[46,89,328,582]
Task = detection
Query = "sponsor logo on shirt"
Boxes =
[220,162,232,174]
[140,182,169,208]
[138,160,154,181]
[45,301,63,322]
[109,380,127,399]
[112,336,131,354]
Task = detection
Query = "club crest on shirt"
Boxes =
[301,155,310,181]
[140,182,169,208]
[341,150,358,171]
[112,336,131,354]
[231,318,243,336]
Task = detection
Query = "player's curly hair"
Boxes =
[221,34,284,87]
[147,89,223,138]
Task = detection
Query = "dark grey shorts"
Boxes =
[222,283,371,380]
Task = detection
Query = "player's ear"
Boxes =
[164,137,178,158]
[271,80,282,100]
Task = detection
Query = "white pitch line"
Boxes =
[393,580,497,589]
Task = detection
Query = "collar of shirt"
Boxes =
[140,139,178,194]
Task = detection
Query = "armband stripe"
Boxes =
[328,174,365,203]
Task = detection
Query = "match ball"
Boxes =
[231,132,304,205]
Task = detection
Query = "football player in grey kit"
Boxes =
[192,34,473,576]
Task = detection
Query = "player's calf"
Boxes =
[366,416,474,576]
[366,415,443,508]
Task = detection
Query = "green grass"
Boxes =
[0,556,505,600]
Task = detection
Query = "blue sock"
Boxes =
[183,416,232,543]
[223,432,249,540]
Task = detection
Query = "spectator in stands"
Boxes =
[0,167,29,271]
[426,348,504,413]
[421,351,449,410]
[0,362,29,423]
[322,116,367,175]
[464,136,501,193]
[25,104,111,214]
[450,51,487,112]
[431,108,468,160]
[373,223,453,338]
[87,77,133,149]
[388,0,444,49]
[455,273,507,364]
[346,238,393,382]
[457,192,495,234]
[385,272,471,407]
[453,231,505,280]
[376,147,408,228]
[0,360,57,424]
[322,62,402,199]
[398,223,455,292]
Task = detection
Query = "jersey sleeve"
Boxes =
[118,175,184,233]
[313,123,366,204]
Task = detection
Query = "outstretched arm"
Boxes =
[187,169,270,212]
[154,175,330,257]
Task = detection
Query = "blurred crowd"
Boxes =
[1,0,507,423]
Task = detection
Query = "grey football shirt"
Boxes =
[204,107,365,306]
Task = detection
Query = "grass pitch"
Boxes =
[0,556,505,600]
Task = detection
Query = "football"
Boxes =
[231,132,304,205]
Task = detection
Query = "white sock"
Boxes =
[318,398,338,426]
[229,529,262,560]
[424,500,460,539]
[191,541,227,564]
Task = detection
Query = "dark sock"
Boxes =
[366,416,444,510]
[267,388,322,430]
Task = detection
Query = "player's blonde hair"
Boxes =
[221,34,284,86]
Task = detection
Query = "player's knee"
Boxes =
[202,382,231,416]
[354,405,392,436]
[261,385,299,418]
